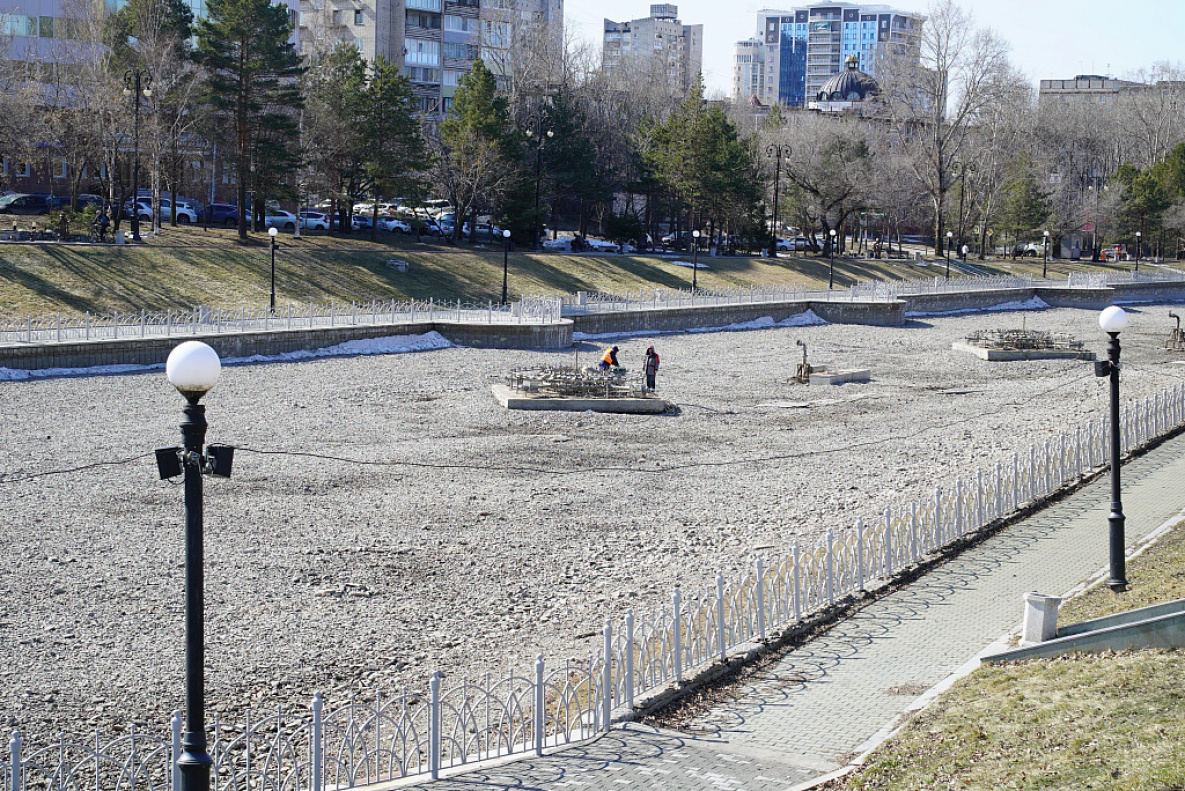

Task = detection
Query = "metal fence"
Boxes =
[5,382,1185,790]
[1068,269,1185,288]
[0,298,564,346]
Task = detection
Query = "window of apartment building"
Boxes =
[406,66,439,82]
[39,16,54,37]
[443,42,478,60]
[332,9,342,25]
[408,11,441,29]
[443,14,475,33]
[406,0,442,11]
[354,9,363,25]
[16,161,30,178]
[406,39,440,66]
[442,69,465,86]
[53,159,66,179]
[442,96,454,113]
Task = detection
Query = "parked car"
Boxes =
[377,216,412,234]
[146,198,198,224]
[298,211,330,231]
[265,210,298,231]
[352,214,373,229]
[0,193,53,214]
[461,222,503,242]
[1018,241,1048,258]
[204,203,240,226]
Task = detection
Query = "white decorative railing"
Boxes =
[6,382,1185,790]
[1068,268,1185,288]
[0,298,564,346]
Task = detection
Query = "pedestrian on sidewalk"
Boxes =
[643,345,660,390]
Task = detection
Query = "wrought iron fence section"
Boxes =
[9,382,1185,789]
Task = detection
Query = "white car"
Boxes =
[127,198,198,224]
[377,216,412,234]
[265,211,298,231]
[298,211,330,231]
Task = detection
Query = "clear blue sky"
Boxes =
[566,0,1185,97]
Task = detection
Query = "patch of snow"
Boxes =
[671,260,710,270]
[572,310,827,342]
[905,296,1048,318]
[0,331,453,382]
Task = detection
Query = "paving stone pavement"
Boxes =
[413,434,1185,791]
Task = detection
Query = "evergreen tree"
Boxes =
[1000,154,1051,254]
[360,56,426,237]
[195,0,304,239]
[302,42,368,233]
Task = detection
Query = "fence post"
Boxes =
[716,573,726,662]
[86,311,90,340]
[1029,445,1037,502]
[673,586,683,682]
[910,501,918,562]
[933,486,943,548]
[792,544,801,621]
[883,507,892,575]
[755,556,766,640]
[602,621,613,731]
[625,610,635,710]
[826,532,834,604]
[56,313,60,342]
[113,310,118,339]
[429,672,441,778]
[955,479,964,536]
[141,309,146,338]
[311,693,323,791]
[856,518,865,591]
[9,731,20,791]
[534,656,545,756]
[170,711,182,791]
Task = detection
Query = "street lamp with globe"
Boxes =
[268,227,278,313]
[1134,230,1141,271]
[944,230,953,279]
[692,230,701,291]
[1094,306,1130,592]
[501,228,512,305]
[158,341,234,791]
[1043,230,1050,278]
[829,228,838,288]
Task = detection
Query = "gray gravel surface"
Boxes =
[2,304,1183,739]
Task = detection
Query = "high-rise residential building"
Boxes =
[299,0,562,114]
[733,3,921,107]
[603,4,702,95]
[1037,75,1144,113]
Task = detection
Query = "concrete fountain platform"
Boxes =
[491,384,671,413]
[951,341,1095,361]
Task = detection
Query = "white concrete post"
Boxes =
[602,621,613,731]
[1021,593,1062,644]
[934,487,942,548]
[995,462,1003,519]
[955,479,964,536]
[792,543,802,621]
[429,672,441,778]
[755,557,766,639]
[625,610,635,710]
[910,501,918,562]
[884,506,892,575]
[1029,445,1037,502]
[716,573,727,662]
[9,731,20,791]
[856,518,865,591]
[673,586,683,681]
[826,531,834,604]
[170,711,182,791]
[311,693,323,791]
[534,656,545,756]
[976,469,984,527]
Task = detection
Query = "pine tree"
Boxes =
[195,0,304,239]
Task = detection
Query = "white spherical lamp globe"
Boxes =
[1099,305,1129,334]
[167,341,221,401]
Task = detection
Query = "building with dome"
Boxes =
[731,2,921,108]
[809,54,879,112]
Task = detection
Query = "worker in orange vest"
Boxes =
[599,346,619,371]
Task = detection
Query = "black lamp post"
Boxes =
[765,143,790,258]
[944,230,953,279]
[1042,230,1050,278]
[157,341,233,791]
[501,228,512,305]
[268,226,278,313]
[1134,231,1141,271]
[691,229,700,291]
[829,228,837,288]
[124,68,153,243]
[1094,306,1130,592]
[525,127,553,251]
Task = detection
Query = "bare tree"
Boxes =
[874,0,1013,255]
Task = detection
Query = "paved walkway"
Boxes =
[413,432,1185,791]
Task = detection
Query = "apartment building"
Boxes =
[300,0,562,114]
[733,2,921,107]
[603,4,702,95]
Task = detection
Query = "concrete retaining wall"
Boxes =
[570,299,904,336]
[1034,287,1114,309]
[0,321,573,371]
[903,288,1034,315]
[1111,282,1185,304]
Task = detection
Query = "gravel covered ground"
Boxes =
[2,303,1184,739]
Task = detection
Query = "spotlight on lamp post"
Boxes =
[1094,306,1130,592]
[123,68,153,243]
[765,142,790,258]
[525,127,553,251]
[157,341,233,791]
[828,228,837,288]
[268,226,278,314]
[691,230,701,291]
[944,230,953,280]
[1134,231,1141,271]
[501,228,512,305]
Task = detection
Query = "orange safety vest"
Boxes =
[602,349,616,366]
